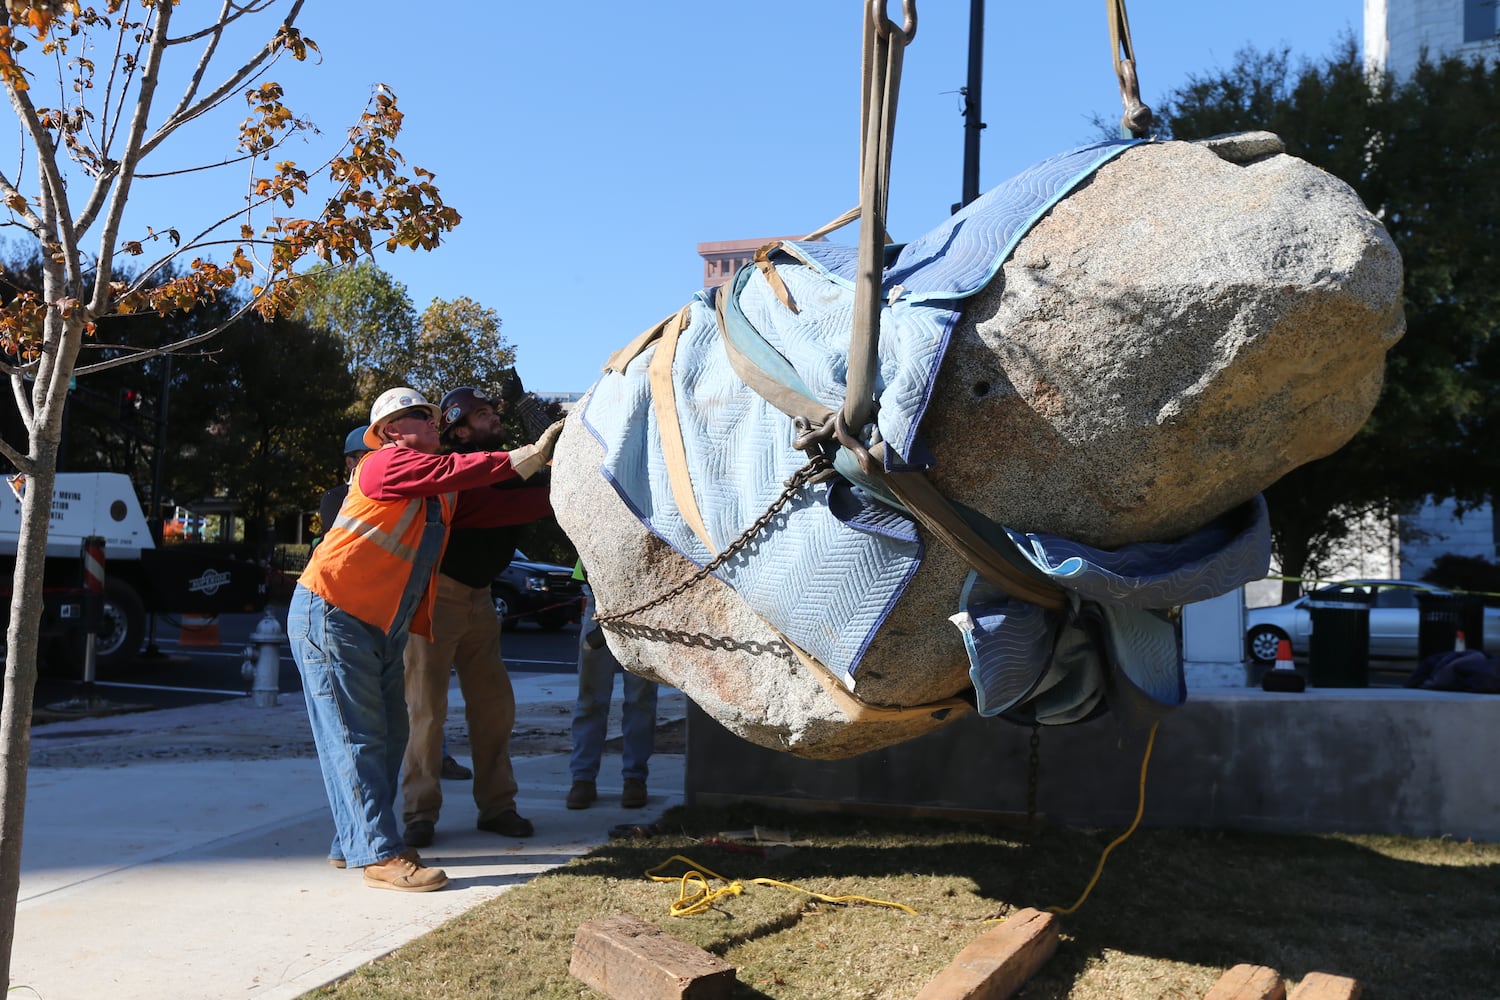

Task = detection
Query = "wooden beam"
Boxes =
[913,907,1059,1000]
[1205,964,1287,1000]
[1288,972,1363,1000]
[570,914,737,1000]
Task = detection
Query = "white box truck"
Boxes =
[0,472,267,671]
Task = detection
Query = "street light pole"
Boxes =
[960,0,986,209]
[143,352,172,657]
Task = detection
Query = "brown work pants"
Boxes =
[401,573,518,827]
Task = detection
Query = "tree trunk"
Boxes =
[0,458,59,986]
[1278,537,1311,605]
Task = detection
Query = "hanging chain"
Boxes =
[593,454,833,641]
[1026,722,1042,832]
[1002,721,1046,909]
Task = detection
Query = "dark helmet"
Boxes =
[438,386,498,436]
[343,425,371,457]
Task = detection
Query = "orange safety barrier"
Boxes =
[178,614,220,647]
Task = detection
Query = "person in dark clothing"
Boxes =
[314,426,371,549]
[399,373,556,847]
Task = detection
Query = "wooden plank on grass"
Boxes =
[912,907,1059,1000]
[1204,964,1287,1000]
[1288,972,1363,1000]
[570,914,737,1000]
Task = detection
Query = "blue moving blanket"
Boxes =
[581,138,1271,722]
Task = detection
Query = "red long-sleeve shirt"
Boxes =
[356,446,552,527]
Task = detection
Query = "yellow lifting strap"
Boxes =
[843,0,916,438]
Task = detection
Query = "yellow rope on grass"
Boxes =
[645,854,918,918]
[1045,720,1159,916]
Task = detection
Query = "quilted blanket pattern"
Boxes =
[580,137,1271,716]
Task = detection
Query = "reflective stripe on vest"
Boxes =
[331,495,424,562]
[297,465,456,635]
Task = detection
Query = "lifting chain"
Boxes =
[1026,722,1042,832]
[1003,722,1045,906]
[593,453,834,647]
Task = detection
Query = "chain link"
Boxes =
[1026,722,1041,832]
[594,454,832,643]
[601,620,794,659]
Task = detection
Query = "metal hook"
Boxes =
[1116,59,1153,138]
[868,0,917,44]
[833,410,879,478]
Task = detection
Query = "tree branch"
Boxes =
[166,0,281,48]
[140,0,305,163]
[1,69,72,250]
[0,169,46,233]
[161,0,235,125]
[72,295,263,375]
[88,1,175,319]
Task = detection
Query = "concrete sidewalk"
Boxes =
[11,673,686,1000]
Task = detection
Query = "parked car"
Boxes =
[492,550,584,631]
[1245,579,1496,663]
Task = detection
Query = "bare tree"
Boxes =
[0,1,459,979]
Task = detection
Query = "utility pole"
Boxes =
[142,352,172,658]
[959,0,986,210]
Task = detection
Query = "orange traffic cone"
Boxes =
[178,613,220,647]
[1261,637,1306,692]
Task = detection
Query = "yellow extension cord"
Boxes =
[1044,720,1159,916]
[642,721,1159,921]
[645,854,917,918]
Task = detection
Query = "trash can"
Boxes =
[1307,593,1371,688]
[1416,592,1485,661]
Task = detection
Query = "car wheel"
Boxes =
[1246,625,1289,664]
[493,587,521,632]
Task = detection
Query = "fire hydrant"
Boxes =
[241,609,286,708]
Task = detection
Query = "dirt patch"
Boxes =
[606,716,685,754]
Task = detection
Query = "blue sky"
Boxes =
[14,2,1365,395]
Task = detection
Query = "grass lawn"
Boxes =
[304,803,1500,999]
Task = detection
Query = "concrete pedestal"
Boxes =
[685,688,1499,841]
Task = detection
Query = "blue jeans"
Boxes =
[288,585,410,867]
[570,592,658,783]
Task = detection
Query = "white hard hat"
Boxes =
[365,387,439,449]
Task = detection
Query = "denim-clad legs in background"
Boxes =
[570,591,657,784]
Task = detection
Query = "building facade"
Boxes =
[1365,0,1500,77]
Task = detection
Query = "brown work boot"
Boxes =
[621,778,648,809]
[362,850,448,893]
[566,779,597,809]
[440,755,472,781]
[477,809,534,838]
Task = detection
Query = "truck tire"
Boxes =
[53,578,146,675]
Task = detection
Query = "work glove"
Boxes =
[497,367,526,405]
[509,418,566,480]
[513,393,555,440]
